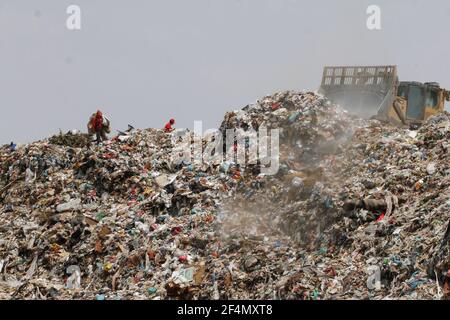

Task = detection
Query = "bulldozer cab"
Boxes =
[397,81,448,124]
[319,65,449,126]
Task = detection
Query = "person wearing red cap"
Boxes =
[164,118,175,132]
[87,110,111,144]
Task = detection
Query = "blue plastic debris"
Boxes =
[288,111,301,123]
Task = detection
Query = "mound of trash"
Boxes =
[222,108,450,299]
[0,91,448,300]
[48,131,93,149]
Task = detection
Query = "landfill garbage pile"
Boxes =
[220,101,450,299]
[220,91,362,165]
[48,131,92,149]
[218,91,363,250]
[0,91,449,300]
[0,128,237,299]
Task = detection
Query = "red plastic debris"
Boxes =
[376,212,385,222]
[271,103,281,111]
[171,226,182,236]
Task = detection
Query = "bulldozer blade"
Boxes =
[319,65,398,120]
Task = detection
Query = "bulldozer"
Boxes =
[319,65,450,127]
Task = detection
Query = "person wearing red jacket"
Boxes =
[87,110,111,144]
[164,118,175,132]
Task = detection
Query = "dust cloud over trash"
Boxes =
[0,91,449,300]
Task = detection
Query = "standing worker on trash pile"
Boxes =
[87,110,111,144]
[164,118,175,132]
[9,142,17,152]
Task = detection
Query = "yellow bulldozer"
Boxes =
[319,65,450,127]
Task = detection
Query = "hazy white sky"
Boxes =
[1,0,449,143]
